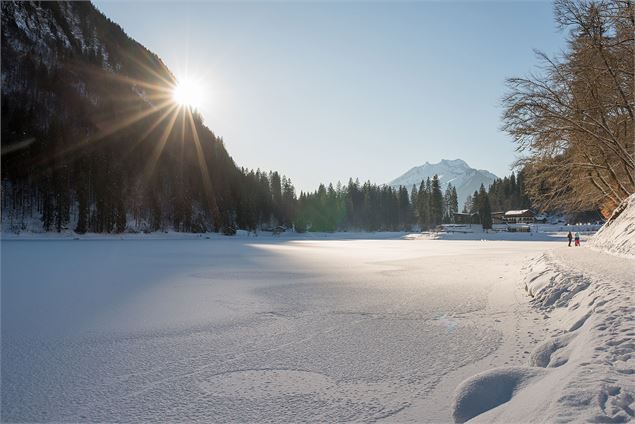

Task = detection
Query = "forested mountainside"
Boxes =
[1,1,295,234]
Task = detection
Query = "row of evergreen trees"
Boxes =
[464,184,494,229]
[411,175,459,230]
[293,176,460,232]
[293,173,531,233]
[295,180,412,232]
[486,172,531,213]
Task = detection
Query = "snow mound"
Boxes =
[589,193,635,257]
[528,332,576,368]
[451,366,545,423]
[453,251,634,422]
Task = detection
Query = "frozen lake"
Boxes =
[1,237,558,422]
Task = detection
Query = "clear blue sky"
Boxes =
[94,1,566,192]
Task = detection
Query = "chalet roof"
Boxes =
[504,209,534,217]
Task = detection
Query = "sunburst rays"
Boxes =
[27,57,213,193]
[5,45,217,207]
[186,106,215,202]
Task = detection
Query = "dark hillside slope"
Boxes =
[1,1,289,233]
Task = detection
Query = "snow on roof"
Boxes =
[504,209,533,216]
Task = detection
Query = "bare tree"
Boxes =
[503,0,634,214]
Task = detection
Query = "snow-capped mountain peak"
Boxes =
[389,159,497,209]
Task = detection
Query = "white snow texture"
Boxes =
[451,197,635,423]
[2,195,633,423]
[589,193,635,258]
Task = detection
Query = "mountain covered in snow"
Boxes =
[389,159,498,209]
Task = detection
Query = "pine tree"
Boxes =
[270,171,283,224]
[430,175,443,227]
[449,186,458,223]
[476,184,493,229]
[115,196,127,233]
[281,176,296,227]
[410,184,418,228]
[443,183,457,223]
[75,161,89,234]
[470,190,479,214]
[416,179,430,229]
[482,193,492,230]
[398,186,411,230]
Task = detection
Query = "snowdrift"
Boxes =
[451,367,545,423]
[589,193,635,257]
[451,198,635,423]
[523,253,591,306]
[451,253,634,423]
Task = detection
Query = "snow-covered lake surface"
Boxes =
[2,237,562,422]
[1,235,632,422]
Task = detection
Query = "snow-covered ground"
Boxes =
[450,195,635,423]
[452,248,634,423]
[1,206,632,422]
[2,236,557,422]
[589,193,635,257]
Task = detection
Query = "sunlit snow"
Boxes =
[2,237,555,422]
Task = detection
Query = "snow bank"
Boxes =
[451,249,634,423]
[589,193,635,257]
[523,254,591,307]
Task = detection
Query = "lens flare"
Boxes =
[172,77,204,109]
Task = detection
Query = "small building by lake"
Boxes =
[503,209,535,224]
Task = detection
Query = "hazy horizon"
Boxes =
[94,1,568,192]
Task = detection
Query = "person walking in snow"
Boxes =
[574,232,580,247]
[567,231,573,247]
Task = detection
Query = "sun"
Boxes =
[172,77,204,109]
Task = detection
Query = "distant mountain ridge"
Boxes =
[389,159,498,209]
